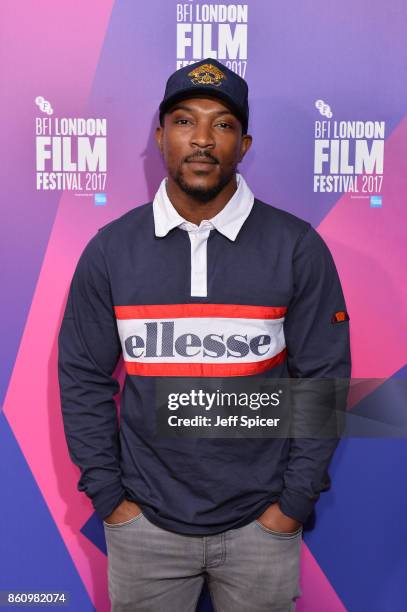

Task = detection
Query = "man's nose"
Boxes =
[190,122,215,148]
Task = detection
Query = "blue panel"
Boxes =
[0,411,94,610]
[81,513,107,557]
[304,366,407,611]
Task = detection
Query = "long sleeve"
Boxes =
[58,232,127,520]
[279,224,351,524]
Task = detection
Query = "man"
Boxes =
[58,58,351,611]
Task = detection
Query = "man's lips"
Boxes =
[185,156,218,165]
[185,160,218,173]
[185,160,217,165]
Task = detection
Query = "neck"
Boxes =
[165,174,238,225]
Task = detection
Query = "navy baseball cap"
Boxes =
[159,58,249,134]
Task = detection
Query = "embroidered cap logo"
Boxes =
[188,63,226,87]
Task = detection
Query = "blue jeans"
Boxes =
[103,511,303,611]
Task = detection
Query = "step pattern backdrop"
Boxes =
[1,1,407,610]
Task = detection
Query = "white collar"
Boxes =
[152,173,255,241]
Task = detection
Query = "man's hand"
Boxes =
[256,501,302,533]
[104,499,143,525]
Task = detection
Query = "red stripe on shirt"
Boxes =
[114,304,288,320]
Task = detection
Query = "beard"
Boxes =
[171,158,236,203]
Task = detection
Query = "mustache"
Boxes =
[184,151,219,164]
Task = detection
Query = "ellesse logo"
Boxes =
[114,304,288,377]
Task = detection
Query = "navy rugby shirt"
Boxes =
[58,173,351,535]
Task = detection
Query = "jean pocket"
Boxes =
[103,512,144,529]
[254,520,303,539]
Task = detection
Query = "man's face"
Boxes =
[155,97,252,202]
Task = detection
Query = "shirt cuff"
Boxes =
[278,489,317,524]
[91,482,127,521]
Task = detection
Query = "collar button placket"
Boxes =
[188,226,211,297]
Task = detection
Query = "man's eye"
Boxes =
[217,122,232,129]
[175,119,190,125]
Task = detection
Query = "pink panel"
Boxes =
[3,0,115,608]
[318,117,407,378]
[297,544,346,611]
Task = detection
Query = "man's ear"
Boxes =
[239,133,252,162]
[155,125,164,154]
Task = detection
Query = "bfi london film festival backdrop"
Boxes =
[1,1,406,611]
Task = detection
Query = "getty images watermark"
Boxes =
[153,377,407,439]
